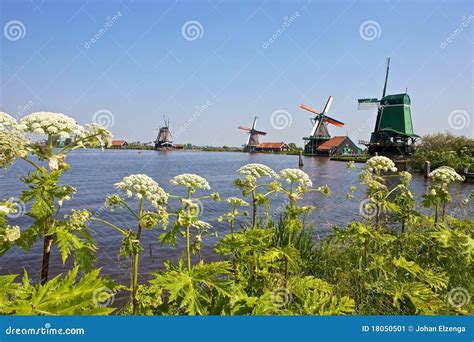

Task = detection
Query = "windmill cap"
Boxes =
[380,93,411,105]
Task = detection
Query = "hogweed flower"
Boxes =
[0,113,29,168]
[365,156,397,173]
[428,166,465,185]
[0,112,18,131]
[170,174,210,191]
[84,123,113,148]
[280,168,313,189]
[2,225,20,243]
[115,174,168,209]
[0,199,19,216]
[237,163,278,178]
[226,197,249,207]
[20,112,86,139]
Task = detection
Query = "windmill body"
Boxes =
[239,116,267,152]
[358,58,419,156]
[300,96,345,155]
[154,116,174,150]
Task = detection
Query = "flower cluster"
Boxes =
[1,225,20,243]
[170,174,210,190]
[0,113,28,168]
[428,166,465,185]
[237,163,278,178]
[20,112,86,139]
[226,197,249,207]
[365,156,397,173]
[67,209,92,228]
[279,168,313,188]
[115,174,169,208]
[0,200,17,216]
[83,123,113,148]
[0,112,18,131]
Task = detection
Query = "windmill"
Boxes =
[154,116,173,150]
[358,58,418,156]
[300,96,345,155]
[239,116,267,152]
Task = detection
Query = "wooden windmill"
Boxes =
[300,96,345,155]
[239,116,267,152]
[358,58,418,156]
[154,116,173,150]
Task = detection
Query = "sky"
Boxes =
[0,0,472,147]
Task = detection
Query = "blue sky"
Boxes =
[0,0,472,146]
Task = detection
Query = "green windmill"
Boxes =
[358,58,419,156]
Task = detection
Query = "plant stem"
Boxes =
[186,225,191,272]
[252,190,257,229]
[132,198,143,315]
[185,188,192,272]
[40,216,53,285]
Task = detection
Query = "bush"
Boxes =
[412,133,474,173]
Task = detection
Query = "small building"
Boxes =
[314,136,361,156]
[110,140,129,149]
[254,142,290,153]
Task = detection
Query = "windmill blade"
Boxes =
[358,98,379,110]
[254,130,267,136]
[309,120,319,136]
[300,104,320,115]
[252,116,258,130]
[239,125,251,131]
[324,115,345,128]
[322,96,333,114]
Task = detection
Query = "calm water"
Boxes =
[1,150,473,285]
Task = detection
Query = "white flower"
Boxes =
[3,225,20,242]
[84,123,113,148]
[279,168,313,188]
[170,173,210,190]
[365,156,397,173]
[20,112,85,138]
[115,174,168,209]
[429,166,464,184]
[0,205,10,215]
[226,197,249,207]
[0,112,18,131]
[237,163,278,178]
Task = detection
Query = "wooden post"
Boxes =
[424,161,431,178]
[298,151,304,168]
